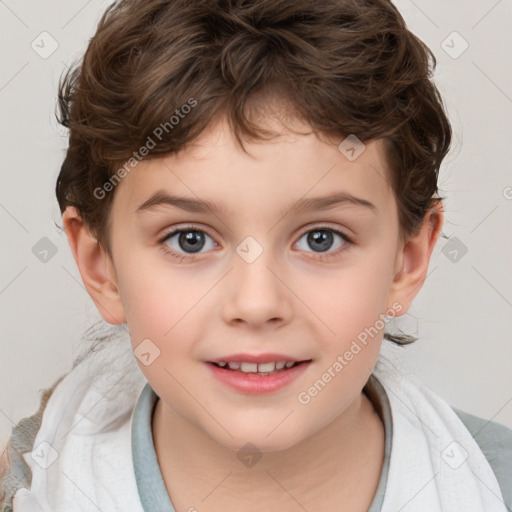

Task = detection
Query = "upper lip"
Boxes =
[207,353,311,364]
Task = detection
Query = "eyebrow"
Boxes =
[134,190,378,216]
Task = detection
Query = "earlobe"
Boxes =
[62,206,126,325]
[387,203,444,315]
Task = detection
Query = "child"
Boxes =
[1,0,511,511]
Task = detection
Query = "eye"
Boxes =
[158,226,217,262]
[157,224,352,263]
[295,226,351,261]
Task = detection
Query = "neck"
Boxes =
[152,389,385,512]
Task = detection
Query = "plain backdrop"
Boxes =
[1,0,511,452]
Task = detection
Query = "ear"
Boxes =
[62,206,126,325]
[386,201,444,315]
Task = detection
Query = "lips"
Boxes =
[206,358,312,394]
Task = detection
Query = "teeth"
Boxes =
[217,361,298,373]
[240,362,258,373]
[257,362,276,372]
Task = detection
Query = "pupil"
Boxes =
[308,230,332,252]
[179,231,205,253]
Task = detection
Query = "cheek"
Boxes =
[114,257,211,374]
[296,272,388,421]
[305,261,393,337]
[298,257,394,401]
[116,266,201,401]
[115,248,189,329]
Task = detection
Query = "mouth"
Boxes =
[205,353,313,394]
[206,359,312,395]
[207,360,310,376]
[208,359,312,376]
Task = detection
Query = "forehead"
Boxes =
[112,115,395,220]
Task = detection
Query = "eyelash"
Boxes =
[157,224,353,263]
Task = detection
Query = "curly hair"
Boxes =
[55,0,452,345]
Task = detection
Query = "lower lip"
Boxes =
[206,361,311,395]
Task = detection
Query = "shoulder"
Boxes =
[0,375,66,512]
[452,406,512,511]
[0,412,43,512]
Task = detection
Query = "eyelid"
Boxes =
[158,222,353,245]
[296,223,353,244]
[157,223,218,244]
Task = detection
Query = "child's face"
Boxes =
[102,114,413,452]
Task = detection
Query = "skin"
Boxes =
[63,109,443,512]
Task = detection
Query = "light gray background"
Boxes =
[1,0,511,451]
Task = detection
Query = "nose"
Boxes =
[221,249,294,329]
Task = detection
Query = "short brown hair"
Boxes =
[55,0,452,345]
